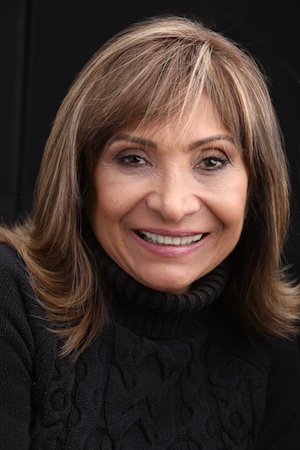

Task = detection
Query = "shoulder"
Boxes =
[266,336,300,393]
[0,242,26,277]
[0,243,39,369]
[207,302,300,445]
[0,243,34,305]
[213,301,300,413]
[253,336,300,448]
[206,300,299,379]
[0,243,44,348]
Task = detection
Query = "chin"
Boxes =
[143,278,191,294]
[129,265,203,294]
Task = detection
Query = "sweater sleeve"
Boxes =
[253,336,300,449]
[0,246,35,450]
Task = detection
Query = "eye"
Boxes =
[196,153,229,171]
[117,153,148,166]
[204,156,227,169]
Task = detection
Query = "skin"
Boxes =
[90,96,249,294]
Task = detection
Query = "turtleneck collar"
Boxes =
[92,241,229,339]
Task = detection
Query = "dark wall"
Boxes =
[1,0,299,277]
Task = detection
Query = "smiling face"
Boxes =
[90,96,249,294]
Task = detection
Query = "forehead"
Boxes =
[114,95,231,145]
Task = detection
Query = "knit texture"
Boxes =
[1,243,300,449]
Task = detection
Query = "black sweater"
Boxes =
[0,243,300,449]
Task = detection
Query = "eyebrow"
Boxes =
[109,133,234,150]
[188,135,235,150]
[109,134,157,148]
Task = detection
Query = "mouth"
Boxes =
[137,231,206,245]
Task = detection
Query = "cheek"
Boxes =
[210,179,248,231]
[227,190,248,232]
[91,177,138,223]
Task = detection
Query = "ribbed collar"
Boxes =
[94,244,229,339]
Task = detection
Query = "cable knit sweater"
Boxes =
[1,243,300,449]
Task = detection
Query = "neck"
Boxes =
[94,243,229,339]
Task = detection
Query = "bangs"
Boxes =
[75,16,274,174]
[92,40,212,133]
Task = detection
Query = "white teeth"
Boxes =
[140,231,203,245]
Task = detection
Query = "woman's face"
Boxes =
[90,96,249,294]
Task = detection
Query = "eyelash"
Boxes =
[116,154,148,166]
[198,155,230,170]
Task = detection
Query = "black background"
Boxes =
[1,0,299,278]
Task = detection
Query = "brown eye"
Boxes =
[203,157,224,168]
[118,154,147,166]
[196,155,229,171]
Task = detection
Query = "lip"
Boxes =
[131,229,209,258]
[135,228,205,237]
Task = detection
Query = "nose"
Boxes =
[146,173,201,222]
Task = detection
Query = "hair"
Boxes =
[1,14,299,359]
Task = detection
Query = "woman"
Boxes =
[0,15,300,449]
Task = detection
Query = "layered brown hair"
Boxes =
[1,15,299,359]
